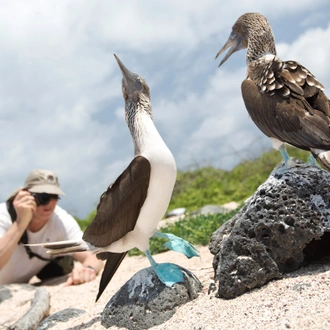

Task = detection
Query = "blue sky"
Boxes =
[0,1,329,218]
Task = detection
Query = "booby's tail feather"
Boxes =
[25,240,91,256]
[312,150,330,171]
[96,252,127,302]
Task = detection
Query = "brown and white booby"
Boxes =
[215,12,330,170]
[28,55,198,301]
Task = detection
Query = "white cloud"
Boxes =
[0,1,329,217]
[277,22,330,88]
[168,67,268,169]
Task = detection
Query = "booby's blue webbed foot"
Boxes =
[145,250,184,286]
[279,145,296,168]
[153,232,199,258]
[307,153,321,168]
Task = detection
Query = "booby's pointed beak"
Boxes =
[114,54,142,95]
[215,31,243,67]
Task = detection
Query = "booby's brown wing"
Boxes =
[242,58,330,150]
[83,155,150,301]
[83,155,151,247]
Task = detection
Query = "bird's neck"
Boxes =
[246,30,277,64]
[247,53,277,82]
[126,102,162,156]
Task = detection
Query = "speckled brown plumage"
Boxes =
[216,12,330,170]
[249,58,325,99]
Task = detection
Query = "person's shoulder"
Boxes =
[0,202,10,218]
[0,202,11,229]
[0,202,8,212]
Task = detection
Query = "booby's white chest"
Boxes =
[109,114,177,253]
[135,116,177,241]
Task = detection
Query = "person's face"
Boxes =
[28,197,58,231]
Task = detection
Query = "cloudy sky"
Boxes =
[0,0,329,218]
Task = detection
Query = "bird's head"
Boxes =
[215,12,276,66]
[114,54,150,103]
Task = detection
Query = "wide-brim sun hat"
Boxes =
[7,169,65,201]
[23,169,65,195]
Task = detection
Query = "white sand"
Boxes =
[2,246,330,329]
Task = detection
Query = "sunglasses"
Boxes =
[31,193,60,206]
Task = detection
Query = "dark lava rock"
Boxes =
[209,160,330,299]
[101,265,202,329]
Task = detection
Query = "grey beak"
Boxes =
[215,31,243,67]
[114,54,142,94]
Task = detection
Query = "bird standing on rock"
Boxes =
[28,54,198,301]
[215,12,330,170]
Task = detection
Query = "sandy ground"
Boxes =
[2,245,330,330]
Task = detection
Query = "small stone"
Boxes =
[166,207,186,218]
[37,308,86,330]
[196,205,229,216]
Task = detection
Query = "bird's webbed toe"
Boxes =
[153,232,199,258]
[153,262,184,287]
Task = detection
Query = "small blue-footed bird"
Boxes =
[28,55,198,301]
[216,12,330,170]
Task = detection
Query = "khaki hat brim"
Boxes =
[27,185,65,196]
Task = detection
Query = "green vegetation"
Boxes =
[75,209,96,232]
[169,146,309,211]
[75,146,310,254]
[129,209,238,256]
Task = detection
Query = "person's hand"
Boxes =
[13,190,37,228]
[64,266,97,286]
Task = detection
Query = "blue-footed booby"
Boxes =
[28,55,198,301]
[215,12,330,170]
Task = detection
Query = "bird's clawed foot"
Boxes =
[153,232,199,258]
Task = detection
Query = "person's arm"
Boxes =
[65,251,104,286]
[54,207,104,286]
[0,191,36,269]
